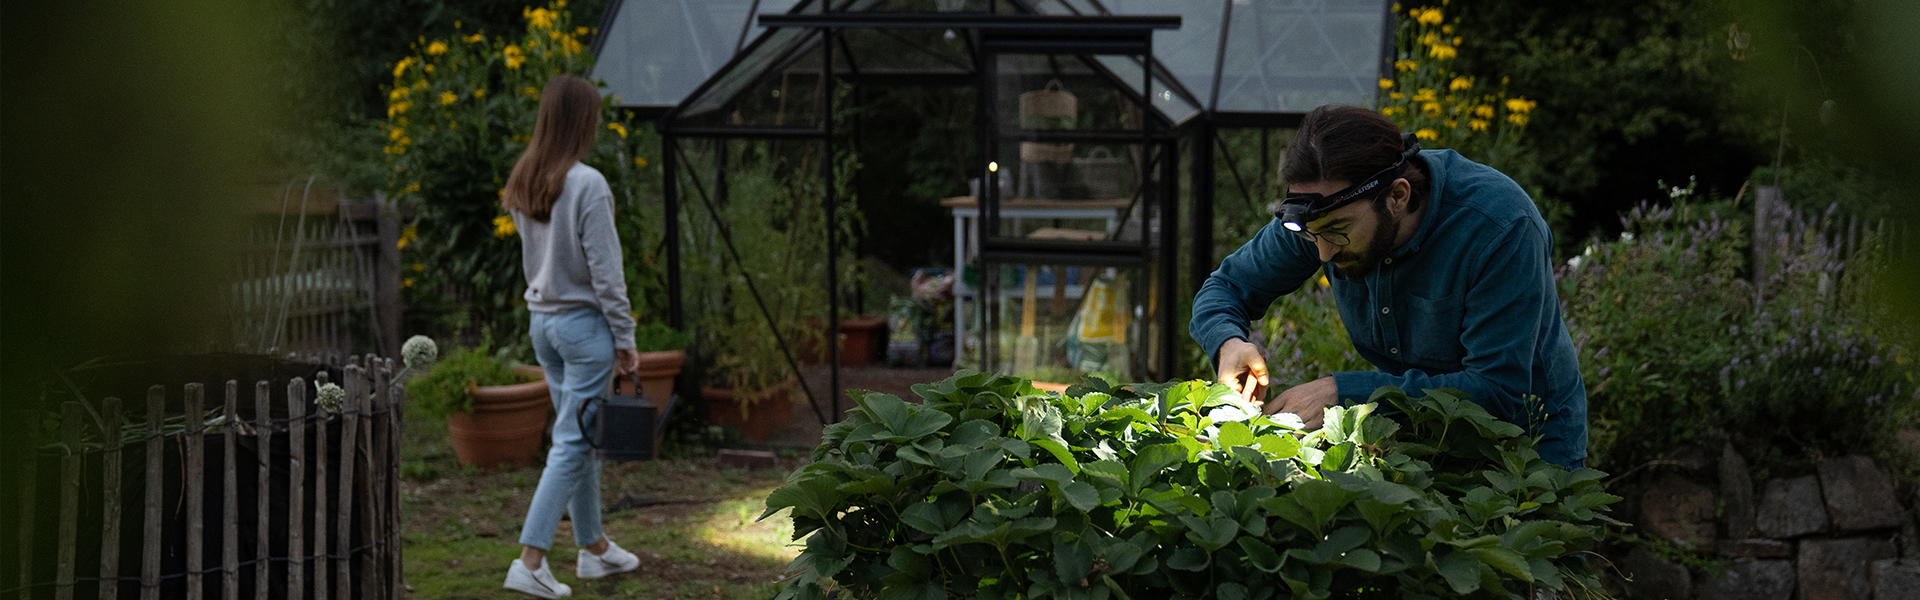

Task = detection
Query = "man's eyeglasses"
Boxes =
[1288,224,1352,246]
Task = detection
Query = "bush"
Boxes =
[764,372,1621,600]
[1559,183,1915,472]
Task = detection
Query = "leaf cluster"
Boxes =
[402,337,534,420]
[764,372,1622,600]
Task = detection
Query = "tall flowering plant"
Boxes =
[381,1,664,348]
[1375,3,1566,230]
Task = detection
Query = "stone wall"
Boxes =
[1611,446,1917,600]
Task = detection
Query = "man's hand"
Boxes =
[614,348,640,376]
[1264,376,1339,429]
[1215,338,1270,406]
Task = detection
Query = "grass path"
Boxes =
[400,410,801,599]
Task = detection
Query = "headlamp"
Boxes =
[1274,133,1421,231]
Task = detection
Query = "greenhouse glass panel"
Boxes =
[1214,0,1386,112]
[676,28,826,127]
[961,262,1151,383]
[838,27,973,75]
[1089,0,1223,109]
[593,0,801,108]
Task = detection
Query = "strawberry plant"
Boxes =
[763,372,1622,600]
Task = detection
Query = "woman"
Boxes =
[501,74,642,599]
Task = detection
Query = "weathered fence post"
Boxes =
[335,366,360,600]
[99,397,124,600]
[255,381,271,600]
[312,372,328,600]
[363,362,386,600]
[287,377,306,600]
[141,386,163,600]
[56,402,81,600]
[186,383,205,598]
[18,408,39,600]
[224,381,241,600]
[385,358,405,599]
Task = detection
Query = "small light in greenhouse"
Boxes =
[988,161,998,172]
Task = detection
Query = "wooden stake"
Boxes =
[335,366,360,600]
[287,377,306,600]
[255,381,271,600]
[99,397,124,600]
[56,402,81,600]
[223,381,240,600]
[142,386,164,600]
[185,383,205,599]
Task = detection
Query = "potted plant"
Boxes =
[404,337,548,470]
[687,137,861,440]
[631,321,691,407]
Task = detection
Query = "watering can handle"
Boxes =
[576,373,646,450]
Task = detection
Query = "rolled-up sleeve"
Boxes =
[1189,220,1323,366]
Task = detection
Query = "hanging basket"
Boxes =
[1074,147,1131,199]
[1018,79,1078,129]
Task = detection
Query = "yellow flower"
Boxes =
[521,86,539,97]
[387,100,412,117]
[1443,25,1453,34]
[576,26,590,35]
[1413,88,1437,102]
[1421,32,1439,46]
[1505,97,1538,113]
[392,57,414,78]
[423,64,434,74]
[426,41,448,56]
[439,91,458,105]
[556,0,567,7]
[1389,92,1404,100]
[1378,78,1394,90]
[1416,7,1443,25]
[1421,101,1442,118]
[549,30,563,40]
[1394,59,1417,72]
[1429,44,1457,60]
[404,181,421,193]
[465,33,485,43]
[1318,273,1330,288]
[1469,119,1489,131]
[473,89,486,98]
[388,127,404,140]
[634,157,649,168]
[397,225,418,249]
[560,36,583,56]
[1415,128,1438,141]
[1453,36,1462,46]
[503,45,525,70]
[1506,113,1529,126]
[608,122,628,138]
[1448,76,1472,91]
[1474,105,1495,119]
[524,7,556,29]
[403,277,414,288]
[493,215,517,238]
[388,87,408,101]
[1381,106,1404,116]
[411,263,425,272]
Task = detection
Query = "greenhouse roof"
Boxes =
[593,0,1389,125]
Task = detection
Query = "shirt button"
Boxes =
[1385,258,1393,265]
[1391,348,1399,354]
[1381,307,1390,314]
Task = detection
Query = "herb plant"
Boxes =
[764,372,1622,600]
[403,338,536,420]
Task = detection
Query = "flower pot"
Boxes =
[799,317,888,366]
[633,349,685,406]
[446,375,551,470]
[703,378,798,442]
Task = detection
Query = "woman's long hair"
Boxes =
[503,74,601,222]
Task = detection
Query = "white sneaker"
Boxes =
[577,539,641,579]
[504,558,572,598]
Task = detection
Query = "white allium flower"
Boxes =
[402,335,439,370]
[315,382,346,414]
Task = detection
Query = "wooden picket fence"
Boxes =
[10,356,403,600]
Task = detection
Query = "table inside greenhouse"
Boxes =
[942,196,1133,367]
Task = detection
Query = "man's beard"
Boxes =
[1331,200,1399,278]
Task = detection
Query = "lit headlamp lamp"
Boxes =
[1274,133,1422,233]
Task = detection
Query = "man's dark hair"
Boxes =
[1282,105,1430,212]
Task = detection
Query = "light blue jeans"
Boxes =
[518,307,613,550]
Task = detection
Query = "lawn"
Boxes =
[398,406,803,600]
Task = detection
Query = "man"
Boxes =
[1189,105,1588,468]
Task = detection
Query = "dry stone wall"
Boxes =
[1614,447,1915,600]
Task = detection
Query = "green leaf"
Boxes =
[1182,515,1239,551]
[1316,524,1371,558]
[1289,479,1362,531]
[1062,481,1100,512]
[1237,537,1285,573]
[859,393,913,434]
[1032,439,1081,475]
[901,501,949,534]
[1216,421,1255,448]
[1054,536,1095,586]
[1336,548,1382,572]
[1200,462,1233,488]
[950,419,1000,447]
[1081,459,1129,489]
[899,409,955,440]
[1128,444,1187,495]
[1254,434,1301,458]
[1469,547,1534,581]
[1436,551,1484,595]
[1166,547,1209,571]
[1216,582,1248,600]
[964,448,1005,482]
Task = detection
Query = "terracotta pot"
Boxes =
[1030,381,1071,394]
[703,378,798,442]
[633,350,685,406]
[446,375,551,470]
[799,316,888,366]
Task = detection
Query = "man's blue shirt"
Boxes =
[1190,149,1588,466]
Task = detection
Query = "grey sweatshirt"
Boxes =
[513,162,637,349]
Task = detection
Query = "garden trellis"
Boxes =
[7,356,405,600]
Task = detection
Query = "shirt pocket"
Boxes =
[1407,293,1466,365]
